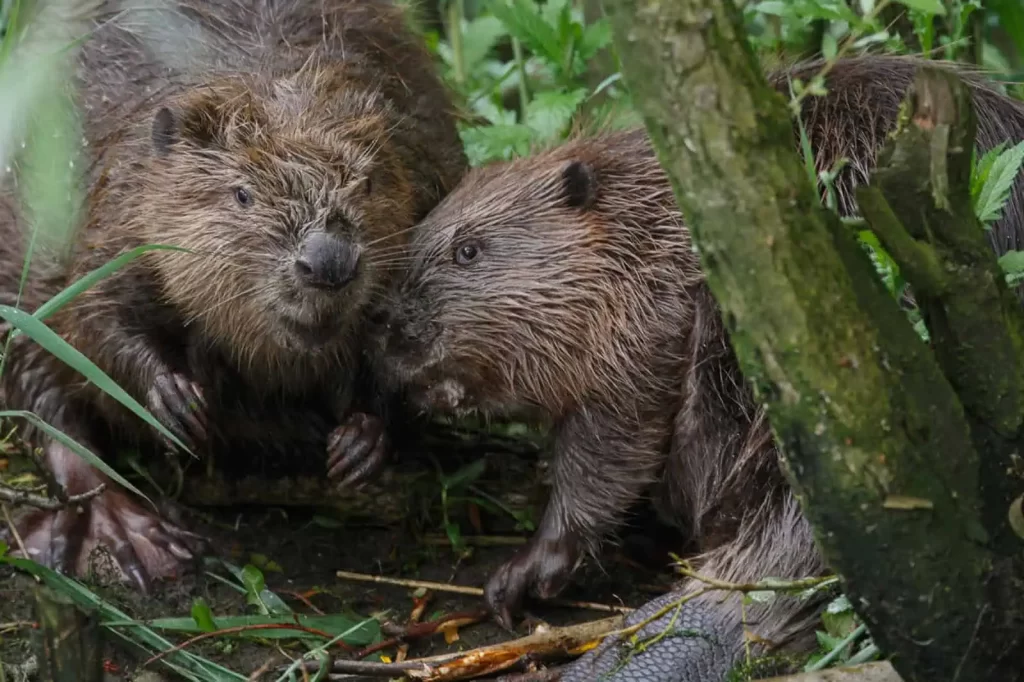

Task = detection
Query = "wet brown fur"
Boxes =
[374,56,1024,677]
[0,0,465,585]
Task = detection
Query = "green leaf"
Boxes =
[524,88,588,140]
[141,613,381,645]
[0,306,190,454]
[489,0,564,67]
[998,250,1024,279]
[0,540,8,560]
[459,123,534,165]
[191,598,218,633]
[894,0,946,15]
[460,15,509,73]
[441,458,488,491]
[973,140,1024,225]
[218,558,293,616]
[0,409,154,508]
[578,17,612,60]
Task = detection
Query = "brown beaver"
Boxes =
[369,56,1024,681]
[0,0,466,591]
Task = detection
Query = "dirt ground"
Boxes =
[0,423,685,680]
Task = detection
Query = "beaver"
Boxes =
[369,56,1024,681]
[0,0,466,591]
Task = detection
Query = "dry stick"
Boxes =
[355,610,489,660]
[323,616,626,679]
[335,571,634,615]
[0,482,105,510]
[1,502,29,558]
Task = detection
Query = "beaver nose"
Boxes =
[294,232,360,290]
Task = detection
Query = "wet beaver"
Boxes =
[0,0,466,591]
[370,56,1024,681]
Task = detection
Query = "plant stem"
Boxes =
[447,0,466,86]
[512,36,530,118]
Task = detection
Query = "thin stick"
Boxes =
[1,503,28,558]
[334,570,634,614]
[0,482,105,510]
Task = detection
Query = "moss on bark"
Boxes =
[600,0,1024,679]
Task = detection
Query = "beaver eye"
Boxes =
[234,187,253,207]
[454,241,481,266]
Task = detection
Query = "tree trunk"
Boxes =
[600,0,1024,680]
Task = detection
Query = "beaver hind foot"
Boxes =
[560,590,739,682]
[3,441,207,592]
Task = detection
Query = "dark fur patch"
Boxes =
[562,160,597,210]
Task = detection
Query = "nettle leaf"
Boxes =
[462,16,509,73]
[460,123,535,165]
[579,17,612,60]
[525,88,588,140]
[998,250,1024,286]
[894,0,946,15]
[973,140,1024,225]
[489,0,564,67]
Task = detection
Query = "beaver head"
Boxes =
[123,64,416,368]
[373,130,697,418]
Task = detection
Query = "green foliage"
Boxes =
[972,140,1024,226]
[429,0,634,165]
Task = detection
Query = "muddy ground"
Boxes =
[0,424,686,680]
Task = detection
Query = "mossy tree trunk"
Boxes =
[600,0,1024,680]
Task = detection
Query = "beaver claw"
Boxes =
[147,372,207,453]
[484,530,582,630]
[9,487,207,593]
[326,412,391,489]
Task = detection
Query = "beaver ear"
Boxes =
[151,107,179,156]
[151,104,218,156]
[561,160,598,210]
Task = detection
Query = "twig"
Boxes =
[673,559,838,595]
[334,570,634,614]
[0,482,105,510]
[354,610,488,660]
[320,616,625,680]
[1,503,28,558]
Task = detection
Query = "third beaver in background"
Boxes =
[370,56,1024,681]
[0,0,465,591]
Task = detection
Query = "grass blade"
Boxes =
[31,244,189,323]
[0,408,152,507]
[0,305,190,454]
[1,550,247,681]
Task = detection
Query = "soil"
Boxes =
[0,423,685,681]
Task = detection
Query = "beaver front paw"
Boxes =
[326,411,391,489]
[147,372,207,453]
[484,530,582,630]
[9,486,208,593]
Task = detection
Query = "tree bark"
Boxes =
[600,0,1024,680]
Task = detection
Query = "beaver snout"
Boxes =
[294,231,360,290]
